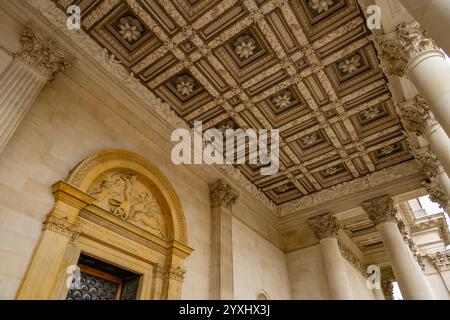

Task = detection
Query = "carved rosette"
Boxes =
[425,181,449,210]
[362,195,398,226]
[398,96,437,135]
[413,149,443,180]
[209,180,239,209]
[16,24,73,80]
[375,22,439,77]
[43,213,82,240]
[307,214,340,240]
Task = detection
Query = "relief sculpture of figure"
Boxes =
[89,172,166,239]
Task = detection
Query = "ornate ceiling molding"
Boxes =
[19,0,417,216]
[279,160,420,216]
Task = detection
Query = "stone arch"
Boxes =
[65,149,188,244]
[17,149,192,300]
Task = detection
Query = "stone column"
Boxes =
[0,24,72,155]
[376,22,450,139]
[308,214,353,300]
[209,180,239,300]
[398,96,450,178]
[424,181,450,214]
[373,287,385,300]
[399,0,450,56]
[362,196,435,300]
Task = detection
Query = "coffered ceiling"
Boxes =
[53,0,412,206]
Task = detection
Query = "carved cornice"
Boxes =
[307,214,339,240]
[427,251,450,271]
[42,213,82,238]
[16,24,73,80]
[209,180,239,209]
[362,195,398,226]
[375,21,440,77]
[398,96,437,135]
[280,160,420,216]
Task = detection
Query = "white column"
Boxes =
[0,24,72,155]
[377,22,450,140]
[362,196,435,300]
[308,214,353,300]
[373,288,385,300]
[399,0,450,56]
[428,251,450,294]
[209,180,239,300]
[399,96,450,179]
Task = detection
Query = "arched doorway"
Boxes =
[17,150,192,300]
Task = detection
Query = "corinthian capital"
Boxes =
[362,195,398,226]
[398,96,437,135]
[413,149,443,180]
[209,180,239,209]
[307,214,339,240]
[375,22,439,77]
[16,24,73,80]
[425,181,449,210]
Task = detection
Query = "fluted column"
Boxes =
[308,214,353,300]
[398,96,450,178]
[209,180,239,300]
[362,196,435,300]
[399,0,450,56]
[376,22,450,139]
[0,24,72,155]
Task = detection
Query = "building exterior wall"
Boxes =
[232,217,291,300]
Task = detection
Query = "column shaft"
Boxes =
[424,124,450,177]
[437,173,450,201]
[408,51,450,139]
[0,60,46,153]
[378,221,434,300]
[320,237,353,300]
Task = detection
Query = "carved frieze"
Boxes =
[427,251,450,271]
[87,171,166,239]
[43,213,82,239]
[424,181,449,211]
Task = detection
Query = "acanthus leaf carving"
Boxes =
[398,96,437,135]
[375,22,439,77]
[17,24,73,80]
[209,180,239,209]
[362,195,398,226]
[307,214,339,240]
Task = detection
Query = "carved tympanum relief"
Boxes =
[87,170,166,238]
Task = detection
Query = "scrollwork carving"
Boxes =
[398,96,437,135]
